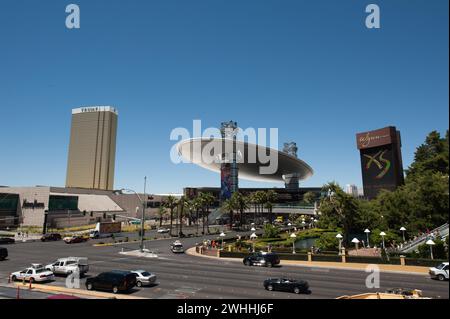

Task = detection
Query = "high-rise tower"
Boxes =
[66,106,118,190]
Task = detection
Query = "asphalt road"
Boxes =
[0,235,448,299]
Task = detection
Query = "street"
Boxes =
[0,235,448,299]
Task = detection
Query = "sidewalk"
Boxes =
[185,247,431,275]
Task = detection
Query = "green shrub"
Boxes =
[263,224,280,239]
[417,238,447,259]
[315,232,339,251]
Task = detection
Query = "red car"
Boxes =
[63,235,88,244]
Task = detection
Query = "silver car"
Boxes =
[132,270,157,287]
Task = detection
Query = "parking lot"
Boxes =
[0,235,448,299]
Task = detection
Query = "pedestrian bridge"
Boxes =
[208,205,316,224]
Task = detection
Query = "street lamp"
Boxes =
[219,232,226,250]
[400,227,406,242]
[351,238,360,251]
[336,233,343,254]
[364,229,371,248]
[290,233,297,254]
[426,239,435,260]
[114,177,150,252]
[250,232,258,253]
[287,223,292,233]
[380,231,386,250]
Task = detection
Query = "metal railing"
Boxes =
[398,223,449,253]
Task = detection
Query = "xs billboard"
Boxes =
[356,127,404,199]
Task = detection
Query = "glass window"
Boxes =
[48,195,78,211]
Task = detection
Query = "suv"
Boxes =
[243,252,280,267]
[86,271,137,294]
[0,247,7,261]
[41,233,62,242]
[45,257,89,276]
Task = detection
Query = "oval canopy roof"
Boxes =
[176,138,314,183]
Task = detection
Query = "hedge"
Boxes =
[218,251,446,266]
[404,258,448,267]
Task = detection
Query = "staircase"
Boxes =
[207,208,224,225]
[398,223,449,253]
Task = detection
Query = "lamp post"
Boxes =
[115,177,150,252]
[290,233,297,254]
[336,233,343,255]
[364,229,371,248]
[250,232,258,253]
[287,223,292,234]
[400,227,406,242]
[426,239,435,260]
[351,238,360,251]
[219,232,226,250]
[380,231,386,250]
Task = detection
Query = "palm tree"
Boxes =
[199,193,215,234]
[164,195,178,237]
[156,206,167,227]
[178,196,185,237]
[183,199,194,227]
[265,190,277,224]
[320,182,359,244]
[220,199,235,230]
[249,192,258,224]
[192,197,202,236]
[255,191,267,225]
[231,192,249,227]
[303,191,316,205]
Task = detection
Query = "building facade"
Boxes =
[66,106,118,190]
[345,184,359,198]
[0,186,175,229]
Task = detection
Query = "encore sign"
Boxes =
[356,127,395,150]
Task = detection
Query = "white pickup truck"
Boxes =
[429,262,449,281]
[45,257,89,276]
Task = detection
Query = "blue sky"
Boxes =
[0,0,448,194]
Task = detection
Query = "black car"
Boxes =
[41,233,62,242]
[264,278,310,294]
[0,237,15,245]
[0,247,7,261]
[243,252,280,267]
[86,270,137,294]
